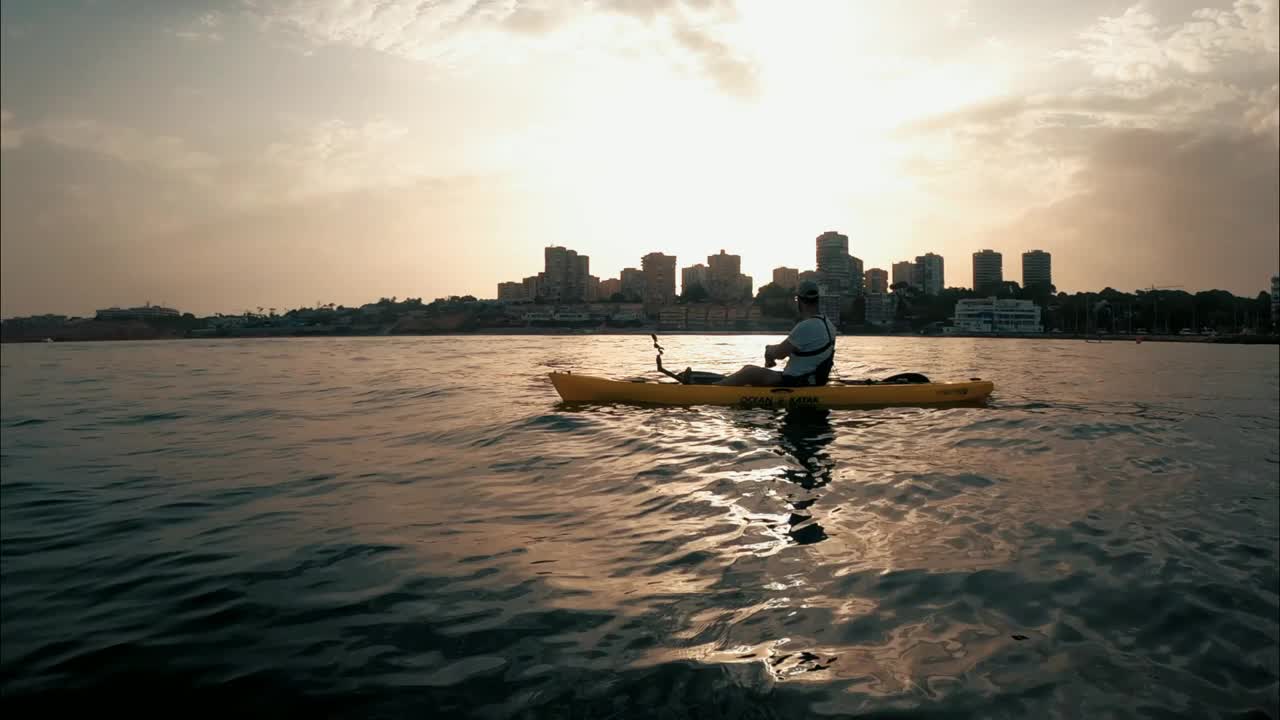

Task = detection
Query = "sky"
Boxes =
[1,0,1277,316]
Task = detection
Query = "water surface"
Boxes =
[2,336,1277,718]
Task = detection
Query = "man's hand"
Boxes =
[766,340,796,366]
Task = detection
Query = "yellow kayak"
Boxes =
[549,372,994,409]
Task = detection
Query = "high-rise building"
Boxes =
[707,250,741,301]
[818,288,842,326]
[736,274,754,300]
[799,270,820,285]
[865,268,888,295]
[541,246,590,302]
[913,253,945,295]
[620,267,645,301]
[642,252,677,305]
[599,278,621,299]
[896,260,916,288]
[498,282,525,302]
[848,255,864,295]
[572,254,590,302]
[585,275,600,302]
[682,264,709,296]
[972,249,1003,294]
[1022,250,1052,291]
[772,267,799,290]
[816,231,850,294]
[542,246,569,302]
[522,275,540,300]
[892,261,916,289]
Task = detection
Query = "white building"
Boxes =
[953,297,1042,334]
[95,304,181,320]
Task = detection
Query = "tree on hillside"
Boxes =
[754,282,795,318]
[849,294,867,325]
[680,284,709,303]
[1256,292,1274,332]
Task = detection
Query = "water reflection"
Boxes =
[777,409,835,546]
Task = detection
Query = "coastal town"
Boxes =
[3,231,1278,343]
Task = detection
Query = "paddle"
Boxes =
[650,334,725,385]
[835,372,931,385]
[651,334,685,383]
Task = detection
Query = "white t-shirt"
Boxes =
[784,316,837,377]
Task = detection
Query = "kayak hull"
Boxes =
[549,372,993,409]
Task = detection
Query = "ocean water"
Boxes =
[1,335,1277,719]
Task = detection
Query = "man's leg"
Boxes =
[714,365,784,386]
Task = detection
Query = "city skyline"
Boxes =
[9,236,1277,319]
[1,1,1277,317]
[495,236,1275,310]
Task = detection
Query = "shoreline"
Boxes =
[6,329,1276,344]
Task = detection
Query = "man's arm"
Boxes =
[765,339,798,365]
[767,319,822,365]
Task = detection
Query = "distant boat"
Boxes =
[41,337,54,343]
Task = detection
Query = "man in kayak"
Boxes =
[715,280,837,386]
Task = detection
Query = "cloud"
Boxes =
[0,110,432,266]
[2,114,219,175]
[254,118,423,202]
[898,83,1243,136]
[0,110,508,315]
[245,0,486,62]
[592,0,756,97]
[1244,83,1279,143]
[985,126,1278,292]
[497,3,566,34]
[10,108,427,202]
[892,2,1278,293]
[595,0,738,22]
[1066,0,1279,81]
[0,110,23,150]
[669,21,757,98]
[246,0,758,97]
[34,118,220,174]
[899,1,1280,163]
[1,162,530,316]
[171,10,225,42]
